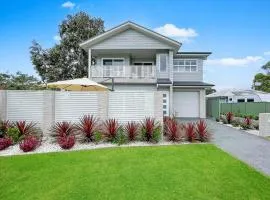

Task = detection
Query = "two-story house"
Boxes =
[80,21,214,118]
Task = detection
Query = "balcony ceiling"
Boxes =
[91,49,161,59]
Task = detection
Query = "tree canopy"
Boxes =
[30,12,104,83]
[253,61,270,92]
[0,72,42,90]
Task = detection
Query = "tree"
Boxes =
[0,72,42,90]
[30,12,104,82]
[206,88,216,95]
[253,61,270,92]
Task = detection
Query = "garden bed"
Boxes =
[0,116,210,156]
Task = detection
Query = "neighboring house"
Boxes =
[80,21,214,118]
[206,89,270,103]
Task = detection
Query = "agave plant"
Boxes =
[125,121,139,141]
[76,115,98,142]
[141,117,160,142]
[186,123,196,142]
[226,112,234,124]
[103,119,119,142]
[166,119,181,142]
[196,120,209,142]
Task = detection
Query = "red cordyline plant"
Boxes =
[76,115,98,142]
[186,123,196,142]
[163,116,174,136]
[244,117,252,126]
[19,135,40,152]
[125,121,139,141]
[141,117,159,142]
[51,122,76,149]
[166,119,181,142]
[58,135,75,149]
[226,112,234,124]
[103,119,119,141]
[196,120,209,142]
[0,137,13,150]
[15,121,37,137]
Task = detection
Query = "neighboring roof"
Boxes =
[80,21,181,51]
[175,52,212,59]
[206,89,270,102]
[157,78,172,84]
[173,81,214,87]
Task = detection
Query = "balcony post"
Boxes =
[88,49,92,78]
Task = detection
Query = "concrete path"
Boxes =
[207,120,270,176]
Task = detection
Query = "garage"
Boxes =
[173,91,200,118]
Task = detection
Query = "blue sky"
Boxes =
[0,0,270,90]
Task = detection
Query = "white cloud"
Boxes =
[264,51,270,56]
[62,1,75,9]
[53,35,61,42]
[206,56,263,67]
[154,24,198,42]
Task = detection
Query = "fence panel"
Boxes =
[245,102,267,115]
[54,91,107,122]
[220,103,231,114]
[109,91,156,123]
[6,91,44,124]
[206,98,220,118]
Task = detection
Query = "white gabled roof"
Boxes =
[79,21,181,50]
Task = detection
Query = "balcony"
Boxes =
[91,65,156,79]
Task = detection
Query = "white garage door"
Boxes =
[173,92,199,118]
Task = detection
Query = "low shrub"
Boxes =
[226,112,233,124]
[253,123,259,130]
[19,135,40,152]
[6,127,20,143]
[231,119,241,127]
[166,119,181,142]
[76,115,99,142]
[196,120,210,142]
[141,117,160,143]
[58,135,75,149]
[103,119,119,142]
[0,137,13,150]
[152,126,162,143]
[186,123,196,142]
[125,121,139,142]
[114,126,127,146]
[93,131,103,144]
[0,120,11,138]
[215,118,220,122]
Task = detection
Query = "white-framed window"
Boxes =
[173,59,198,72]
[159,54,168,72]
[162,93,169,116]
[102,58,124,77]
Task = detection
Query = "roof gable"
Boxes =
[80,21,181,51]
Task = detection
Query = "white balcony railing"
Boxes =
[91,65,156,79]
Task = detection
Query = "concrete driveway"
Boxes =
[207,120,270,176]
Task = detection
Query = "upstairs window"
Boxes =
[159,54,168,72]
[173,59,198,72]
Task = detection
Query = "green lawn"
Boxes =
[1,145,270,200]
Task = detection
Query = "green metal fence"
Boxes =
[206,99,270,118]
[206,97,220,118]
